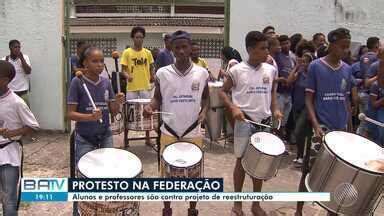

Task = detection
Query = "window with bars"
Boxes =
[192,38,224,58]
[76,5,171,14]
[146,38,223,59]
[70,38,117,57]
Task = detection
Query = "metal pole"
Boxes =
[224,0,230,47]
[63,0,71,132]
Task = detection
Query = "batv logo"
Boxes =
[22,178,68,192]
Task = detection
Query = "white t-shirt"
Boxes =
[2,54,31,92]
[156,64,209,138]
[0,90,39,166]
[225,59,239,73]
[229,62,277,122]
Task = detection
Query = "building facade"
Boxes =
[70,0,224,72]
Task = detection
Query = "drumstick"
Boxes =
[112,51,121,93]
[76,71,103,124]
[276,119,281,130]
[152,111,175,115]
[244,119,271,128]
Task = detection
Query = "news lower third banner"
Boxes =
[21,178,330,202]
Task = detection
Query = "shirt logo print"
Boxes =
[191,82,199,91]
[132,57,148,66]
[104,90,109,101]
[263,76,270,84]
[341,78,347,91]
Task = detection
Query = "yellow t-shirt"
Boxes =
[194,57,208,70]
[120,48,154,91]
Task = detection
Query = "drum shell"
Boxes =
[206,107,223,140]
[124,101,158,131]
[77,149,141,216]
[161,142,204,178]
[241,143,283,180]
[209,84,223,108]
[306,144,384,215]
[162,158,203,178]
[78,201,139,216]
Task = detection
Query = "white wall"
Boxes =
[0,0,65,130]
[230,0,384,59]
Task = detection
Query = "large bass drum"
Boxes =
[306,131,384,215]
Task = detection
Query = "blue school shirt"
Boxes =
[351,62,365,90]
[67,76,115,137]
[70,55,80,80]
[366,61,380,79]
[370,81,384,106]
[292,68,308,110]
[306,58,353,130]
[275,52,295,94]
[155,48,174,69]
[360,52,378,77]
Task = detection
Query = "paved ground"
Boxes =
[1,130,382,216]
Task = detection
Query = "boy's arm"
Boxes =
[67,104,101,122]
[370,95,384,109]
[150,63,155,82]
[0,100,39,139]
[20,54,32,74]
[271,74,283,121]
[199,81,210,123]
[218,71,245,121]
[0,127,34,139]
[144,77,162,116]
[305,63,324,138]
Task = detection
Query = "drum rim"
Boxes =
[161,141,203,168]
[250,132,285,157]
[208,81,224,87]
[323,130,384,175]
[78,147,143,178]
[125,98,151,104]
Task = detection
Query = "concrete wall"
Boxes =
[0,0,65,130]
[230,0,384,59]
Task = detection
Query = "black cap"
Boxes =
[171,30,191,43]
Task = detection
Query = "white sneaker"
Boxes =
[296,158,303,164]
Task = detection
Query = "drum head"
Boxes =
[126,98,151,104]
[78,148,142,178]
[324,131,384,174]
[162,142,202,168]
[208,81,223,88]
[250,132,285,156]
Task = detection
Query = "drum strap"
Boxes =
[0,140,21,149]
[104,63,112,80]
[163,120,199,139]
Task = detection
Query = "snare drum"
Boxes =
[241,132,285,180]
[125,98,158,131]
[162,142,203,178]
[208,81,224,108]
[306,131,384,215]
[77,148,142,216]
